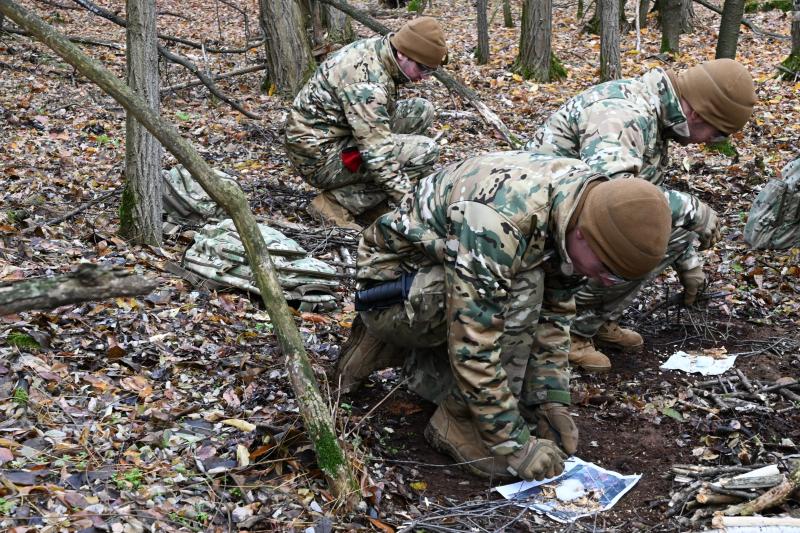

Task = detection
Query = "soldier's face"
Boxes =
[396,51,436,82]
[566,228,627,287]
[677,106,729,146]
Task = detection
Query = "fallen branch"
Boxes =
[72,0,260,119]
[0,264,158,315]
[692,0,790,40]
[3,26,123,49]
[160,63,266,94]
[316,0,523,148]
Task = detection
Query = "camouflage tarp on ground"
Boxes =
[183,219,340,308]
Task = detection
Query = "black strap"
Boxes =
[354,272,416,311]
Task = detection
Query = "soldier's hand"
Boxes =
[693,203,721,249]
[532,403,579,455]
[679,265,705,306]
[507,438,567,481]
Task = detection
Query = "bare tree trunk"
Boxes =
[475,0,489,64]
[793,0,800,55]
[716,0,746,58]
[515,0,555,81]
[660,0,682,52]
[681,0,696,31]
[322,0,354,43]
[778,0,800,78]
[121,0,162,246]
[259,0,315,97]
[639,0,650,28]
[503,0,514,27]
[0,265,157,315]
[600,0,621,80]
[0,0,359,505]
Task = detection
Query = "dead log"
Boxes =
[316,0,523,148]
[0,264,157,315]
[0,0,358,506]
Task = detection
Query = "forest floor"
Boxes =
[1,0,799,531]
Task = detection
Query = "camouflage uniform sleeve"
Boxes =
[527,280,573,404]
[445,200,531,455]
[664,189,704,271]
[339,82,411,202]
[578,102,649,179]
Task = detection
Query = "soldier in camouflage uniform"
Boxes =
[285,17,448,231]
[525,59,757,371]
[337,152,672,480]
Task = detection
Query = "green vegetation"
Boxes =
[0,498,13,515]
[175,111,192,121]
[407,0,423,12]
[7,331,39,350]
[744,0,791,12]
[113,468,143,490]
[706,139,737,157]
[12,388,28,407]
[779,54,800,81]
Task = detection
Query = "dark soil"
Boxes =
[341,310,800,531]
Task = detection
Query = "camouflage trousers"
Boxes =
[572,227,701,337]
[304,98,438,215]
[360,265,538,406]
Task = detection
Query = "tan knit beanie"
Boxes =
[675,59,757,135]
[578,179,671,280]
[390,17,448,68]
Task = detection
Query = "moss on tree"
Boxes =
[118,185,136,235]
[779,54,800,81]
[312,423,346,477]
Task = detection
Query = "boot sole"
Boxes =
[574,364,612,374]
[594,339,643,353]
[423,421,515,481]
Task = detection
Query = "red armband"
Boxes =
[341,147,363,172]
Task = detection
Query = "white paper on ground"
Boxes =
[495,457,642,523]
[660,350,737,375]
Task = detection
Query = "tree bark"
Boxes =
[322,0,354,43]
[0,0,358,505]
[259,0,315,97]
[316,0,523,147]
[121,0,163,246]
[600,0,621,80]
[515,0,554,81]
[0,264,157,315]
[681,0,696,32]
[639,0,651,29]
[503,0,514,27]
[793,0,800,55]
[720,461,800,516]
[660,0,682,52]
[716,0,746,58]
[475,0,490,64]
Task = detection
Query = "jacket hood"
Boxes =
[641,68,690,138]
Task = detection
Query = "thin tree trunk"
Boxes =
[515,0,554,81]
[639,0,650,28]
[0,0,359,505]
[600,0,621,80]
[476,0,489,64]
[681,0,696,31]
[0,265,157,315]
[660,0,682,52]
[503,0,514,27]
[121,0,162,246]
[793,0,800,55]
[259,0,315,96]
[322,0,354,43]
[716,0,746,58]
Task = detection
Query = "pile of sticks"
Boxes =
[680,372,800,416]
[666,460,800,526]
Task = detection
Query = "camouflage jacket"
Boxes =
[357,152,606,454]
[285,36,413,201]
[525,68,704,269]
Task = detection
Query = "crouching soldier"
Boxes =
[525,59,757,371]
[336,152,672,480]
[284,17,448,231]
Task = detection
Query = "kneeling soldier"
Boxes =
[337,152,672,480]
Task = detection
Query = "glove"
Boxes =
[507,437,567,481]
[692,203,721,249]
[531,403,579,455]
[679,265,705,305]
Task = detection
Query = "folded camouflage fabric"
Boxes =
[183,219,340,306]
[163,165,234,223]
[745,157,800,250]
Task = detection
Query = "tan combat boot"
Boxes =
[307,192,363,231]
[568,335,611,373]
[335,316,404,394]
[424,396,515,480]
[595,321,643,351]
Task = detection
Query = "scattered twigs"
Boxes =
[22,188,120,234]
[71,0,259,119]
[2,26,123,49]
